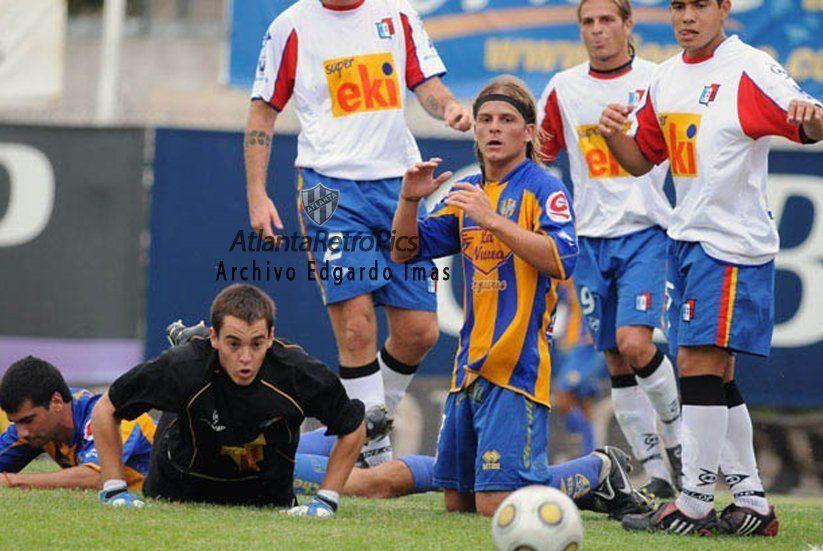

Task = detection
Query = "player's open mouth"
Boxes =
[486,140,503,148]
[237,368,254,379]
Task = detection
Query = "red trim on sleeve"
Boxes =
[400,13,426,90]
[633,90,668,165]
[539,89,566,162]
[737,72,803,143]
[270,29,298,111]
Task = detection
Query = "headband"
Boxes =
[472,94,535,124]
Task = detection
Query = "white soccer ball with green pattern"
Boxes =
[491,485,583,551]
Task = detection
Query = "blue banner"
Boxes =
[149,128,823,408]
[228,0,822,101]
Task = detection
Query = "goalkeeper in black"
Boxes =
[91,283,365,516]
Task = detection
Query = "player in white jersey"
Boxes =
[537,0,682,501]
[244,0,471,467]
[600,0,822,537]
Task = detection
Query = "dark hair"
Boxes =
[0,356,71,413]
[210,284,276,335]
[473,75,541,181]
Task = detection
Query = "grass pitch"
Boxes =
[2,473,821,551]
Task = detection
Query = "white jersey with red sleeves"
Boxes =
[251,0,446,180]
[634,35,820,265]
[537,58,672,239]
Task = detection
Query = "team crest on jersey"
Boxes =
[461,228,513,275]
[220,434,267,474]
[324,53,401,118]
[301,183,340,225]
[699,84,721,106]
[659,113,701,178]
[628,89,646,107]
[546,191,571,223]
[376,17,395,39]
[498,198,517,218]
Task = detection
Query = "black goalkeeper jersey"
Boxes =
[108,338,363,504]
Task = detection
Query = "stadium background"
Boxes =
[0,0,821,495]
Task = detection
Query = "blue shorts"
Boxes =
[297,168,437,310]
[574,227,668,351]
[433,377,551,493]
[666,240,774,357]
[553,344,609,398]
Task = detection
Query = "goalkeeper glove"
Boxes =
[99,479,145,508]
[286,489,338,518]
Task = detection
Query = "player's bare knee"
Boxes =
[475,492,508,517]
[616,327,654,367]
[392,320,438,356]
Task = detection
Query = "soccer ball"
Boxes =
[491,485,584,551]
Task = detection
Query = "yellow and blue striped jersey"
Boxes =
[0,389,155,490]
[416,159,579,406]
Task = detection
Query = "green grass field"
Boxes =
[2,464,821,551]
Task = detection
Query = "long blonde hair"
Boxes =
[472,75,542,181]
[577,0,636,57]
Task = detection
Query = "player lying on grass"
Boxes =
[165,320,438,500]
[0,327,434,501]
[0,357,154,491]
[91,284,366,515]
[390,75,652,518]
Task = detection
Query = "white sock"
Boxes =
[635,350,682,449]
[675,377,727,519]
[720,382,769,515]
[378,348,417,416]
[339,363,385,410]
[611,381,670,483]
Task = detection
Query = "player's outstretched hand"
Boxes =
[445,182,494,227]
[286,491,338,518]
[599,104,634,138]
[99,488,146,508]
[248,191,284,244]
[401,158,453,202]
[445,101,472,132]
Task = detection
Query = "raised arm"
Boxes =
[391,159,454,263]
[245,101,283,241]
[599,104,653,177]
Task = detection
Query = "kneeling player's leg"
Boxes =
[344,455,436,498]
[434,389,476,512]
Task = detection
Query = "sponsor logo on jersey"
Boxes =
[546,190,572,222]
[636,292,651,312]
[201,410,227,432]
[699,83,721,106]
[682,298,696,322]
[461,227,513,275]
[482,449,501,470]
[324,53,401,118]
[659,113,701,178]
[301,183,340,225]
[576,125,629,179]
[375,17,395,39]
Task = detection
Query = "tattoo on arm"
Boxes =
[421,93,445,120]
[246,130,272,149]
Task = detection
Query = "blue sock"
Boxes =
[565,407,595,455]
[296,428,335,457]
[397,455,437,493]
[541,453,603,500]
[293,453,327,495]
